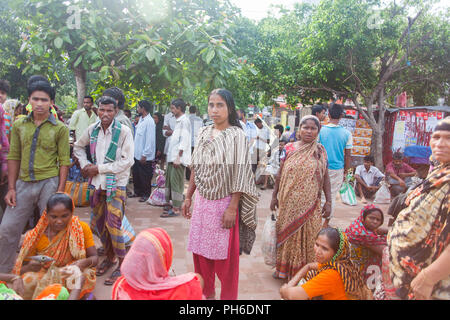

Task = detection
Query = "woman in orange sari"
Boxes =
[271,115,331,280]
[12,193,97,300]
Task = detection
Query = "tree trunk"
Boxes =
[374,88,386,171]
[74,66,87,110]
[372,128,384,170]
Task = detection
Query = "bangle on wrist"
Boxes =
[10,275,21,282]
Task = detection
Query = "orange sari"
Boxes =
[12,211,96,299]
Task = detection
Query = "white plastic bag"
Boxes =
[340,181,357,206]
[261,212,277,267]
[374,182,391,204]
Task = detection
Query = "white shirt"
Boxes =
[166,114,192,167]
[74,122,135,189]
[355,165,385,186]
[255,126,271,151]
[134,114,156,160]
[162,112,177,155]
[189,114,204,147]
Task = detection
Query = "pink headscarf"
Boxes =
[120,228,197,291]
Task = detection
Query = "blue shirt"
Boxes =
[134,114,156,161]
[319,124,353,170]
[240,120,257,142]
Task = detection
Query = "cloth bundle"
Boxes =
[147,167,166,206]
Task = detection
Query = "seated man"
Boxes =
[354,155,385,203]
[385,151,417,197]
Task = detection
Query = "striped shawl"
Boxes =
[191,125,260,254]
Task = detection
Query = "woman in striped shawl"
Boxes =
[182,89,259,300]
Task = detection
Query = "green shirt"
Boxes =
[68,108,98,141]
[7,113,71,182]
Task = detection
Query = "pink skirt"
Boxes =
[187,190,232,260]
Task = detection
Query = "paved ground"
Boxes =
[75,185,390,300]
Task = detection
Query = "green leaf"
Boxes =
[54,37,63,49]
[74,56,83,67]
[87,40,96,48]
[63,35,72,45]
[183,77,191,88]
[92,61,103,69]
[135,34,152,43]
[20,42,27,53]
[145,48,156,62]
[205,49,215,64]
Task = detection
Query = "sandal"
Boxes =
[160,209,179,218]
[96,258,116,276]
[163,205,173,212]
[104,267,121,286]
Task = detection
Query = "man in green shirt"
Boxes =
[69,95,98,142]
[0,79,71,273]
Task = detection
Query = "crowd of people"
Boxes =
[0,76,448,301]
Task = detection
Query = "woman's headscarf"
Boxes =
[120,228,197,291]
[2,99,20,116]
[345,204,387,247]
[306,230,372,300]
[300,115,321,131]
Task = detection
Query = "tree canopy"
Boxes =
[0,0,448,123]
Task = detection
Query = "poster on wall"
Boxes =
[339,118,372,157]
[392,120,406,152]
[392,110,444,153]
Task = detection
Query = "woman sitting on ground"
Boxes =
[12,193,97,300]
[345,204,388,284]
[280,227,372,300]
[112,228,204,300]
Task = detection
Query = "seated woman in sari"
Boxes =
[388,117,450,300]
[270,115,331,280]
[345,204,387,285]
[280,227,372,300]
[112,228,204,300]
[12,193,97,300]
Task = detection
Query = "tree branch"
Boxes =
[294,85,350,97]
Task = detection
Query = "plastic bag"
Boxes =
[147,188,166,206]
[374,182,391,204]
[261,212,277,267]
[340,180,357,206]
